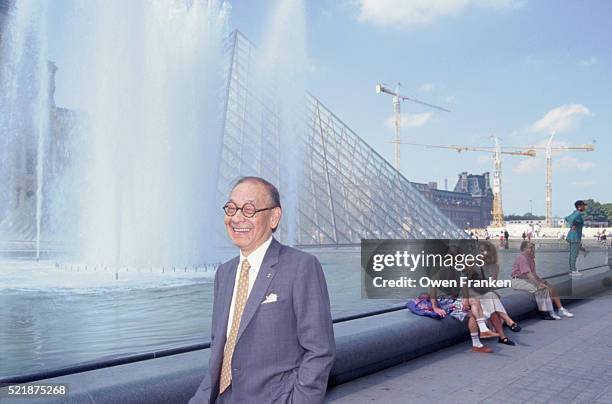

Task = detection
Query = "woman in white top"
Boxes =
[468,241,522,345]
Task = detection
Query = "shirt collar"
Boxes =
[239,236,273,268]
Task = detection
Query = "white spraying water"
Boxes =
[1,0,309,266]
[0,0,50,251]
[255,0,307,245]
[34,9,49,260]
[52,0,231,268]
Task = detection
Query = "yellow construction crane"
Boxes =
[397,137,536,227]
[507,132,595,227]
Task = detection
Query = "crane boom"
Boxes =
[397,142,535,156]
[550,145,594,151]
[427,136,595,227]
[504,144,594,151]
[399,95,451,112]
[376,83,450,171]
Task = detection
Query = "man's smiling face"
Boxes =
[224,180,281,256]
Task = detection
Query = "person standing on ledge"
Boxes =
[190,177,335,404]
[565,200,588,277]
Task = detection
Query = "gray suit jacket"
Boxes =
[190,238,335,404]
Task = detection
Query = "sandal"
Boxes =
[510,323,521,332]
[498,337,516,346]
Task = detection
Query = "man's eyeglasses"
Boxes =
[222,202,277,218]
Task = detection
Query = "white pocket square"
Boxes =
[262,293,278,304]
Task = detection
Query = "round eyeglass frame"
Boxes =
[222,202,277,218]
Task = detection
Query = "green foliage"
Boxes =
[602,203,612,222]
[504,212,545,221]
[504,200,612,224]
[584,199,610,224]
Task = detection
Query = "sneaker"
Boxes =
[559,308,574,318]
[550,312,562,320]
[472,345,493,353]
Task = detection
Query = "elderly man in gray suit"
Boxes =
[190,176,335,404]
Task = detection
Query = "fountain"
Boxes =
[0,0,49,258]
[254,0,307,246]
[0,0,313,379]
[1,0,231,268]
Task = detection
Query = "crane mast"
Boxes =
[509,134,595,227]
[545,132,555,227]
[491,137,504,227]
[376,83,450,171]
[393,87,401,170]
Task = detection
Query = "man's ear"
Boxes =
[270,207,282,230]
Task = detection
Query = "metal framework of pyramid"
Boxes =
[217,31,466,245]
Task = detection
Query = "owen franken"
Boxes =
[372,276,512,289]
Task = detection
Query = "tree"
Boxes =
[504,212,545,221]
[584,199,610,224]
[602,203,612,223]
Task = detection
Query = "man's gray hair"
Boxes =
[232,176,281,209]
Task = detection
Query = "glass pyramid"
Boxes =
[217,30,466,245]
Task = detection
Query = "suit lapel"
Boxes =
[235,238,281,342]
[218,256,239,342]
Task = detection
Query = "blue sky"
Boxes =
[48,0,611,217]
[229,0,611,217]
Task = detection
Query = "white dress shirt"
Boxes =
[226,236,273,338]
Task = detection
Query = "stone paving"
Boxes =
[326,290,612,404]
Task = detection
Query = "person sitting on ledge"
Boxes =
[511,241,574,320]
[426,252,498,354]
[428,289,498,353]
[466,241,521,346]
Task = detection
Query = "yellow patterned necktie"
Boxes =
[219,258,251,394]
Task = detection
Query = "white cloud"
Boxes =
[385,112,433,128]
[512,158,542,174]
[529,104,592,134]
[512,152,593,177]
[554,156,594,171]
[357,0,523,29]
[417,83,435,93]
[485,0,526,10]
[580,57,597,67]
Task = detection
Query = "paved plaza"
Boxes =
[327,289,612,404]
